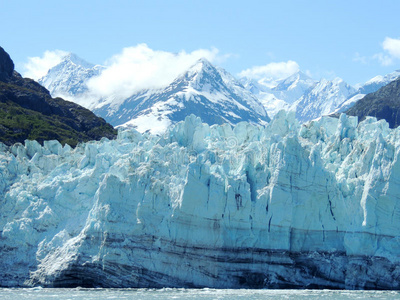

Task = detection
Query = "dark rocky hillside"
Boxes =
[345,78,400,128]
[0,46,117,147]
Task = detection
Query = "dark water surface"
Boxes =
[1,288,400,299]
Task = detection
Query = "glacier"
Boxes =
[1,112,400,289]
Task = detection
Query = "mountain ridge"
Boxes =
[40,56,270,134]
[38,52,400,126]
[292,77,357,122]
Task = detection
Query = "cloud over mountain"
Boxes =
[24,44,223,102]
[238,60,300,82]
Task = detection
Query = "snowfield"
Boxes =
[1,112,400,289]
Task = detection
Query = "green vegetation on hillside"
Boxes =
[0,98,112,147]
[0,46,117,147]
[0,79,117,147]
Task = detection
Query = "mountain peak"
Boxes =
[332,77,344,84]
[195,57,213,66]
[298,71,314,81]
[315,77,344,87]
[177,58,221,89]
[61,53,95,69]
[39,52,103,100]
[271,70,315,99]
[274,71,314,89]
[289,70,312,80]
[187,57,216,74]
[358,69,400,95]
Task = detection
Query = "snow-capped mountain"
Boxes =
[334,70,400,114]
[40,56,269,134]
[240,71,316,118]
[239,73,358,122]
[292,77,357,122]
[271,71,316,104]
[357,69,400,95]
[100,59,269,133]
[240,69,400,122]
[38,53,104,101]
[39,52,400,127]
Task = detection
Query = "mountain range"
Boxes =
[39,56,270,134]
[241,69,400,122]
[38,53,400,131]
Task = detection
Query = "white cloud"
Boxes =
[238,60,299,81]
[373,53,393,67]
[86,44,220,100]
[353,52,368,64]
[383,37,400,59]
[363,37,400,66]
[22,50,68,80]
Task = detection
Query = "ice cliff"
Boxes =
[1,113,400,289]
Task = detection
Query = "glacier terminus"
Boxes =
[1,112,400,289]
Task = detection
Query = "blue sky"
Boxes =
[1,0,400,86]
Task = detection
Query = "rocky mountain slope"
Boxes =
[1,113,400,289]
[0,47,116,147]
[346,77,400,128]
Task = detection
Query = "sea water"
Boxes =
[0,288,399,299]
